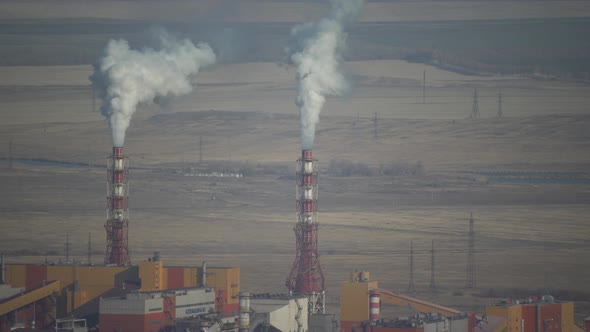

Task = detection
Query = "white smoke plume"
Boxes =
[91,30,216,147]
[289,0,364,149]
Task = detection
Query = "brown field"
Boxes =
[0,0,590,325]
[1,60,590,321]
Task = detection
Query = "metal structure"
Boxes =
[498,90,503,118]
[429,240,436,289]
[470,88,480,119]
[286,149,325,314]
[408,240,415,292]
[104,147,130,266]
[466,213,476,288]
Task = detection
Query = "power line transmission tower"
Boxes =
[88,232,92,265]
[497,90,503,118]
[429,240,436,290]
[65,233,70,263]
[373,112,378,139]
[466,213,476,288]
[422,70,426,104]
[199,136,203,164]
[470,89,480,119]
[408,240,416,292]
[8,140,12,169]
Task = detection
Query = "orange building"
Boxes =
[485,296,574,332]
[2,258,239,330]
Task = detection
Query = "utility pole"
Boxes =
[466,213,476,288]
[65,233,70,263]
[470,88,480,119]
[228,136,231,162]
[429,240,436,290]
[408,240,416,292]
[373,112,378,139]
[497,90,503,118]
[88,232,92,265]
[8,140,12,169]
[422,70,426,104]
[199,136,203,164]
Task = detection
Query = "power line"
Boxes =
[65,233,70,263]
[88,232,92,265]
[422,70,426,104]
[429,240,436,290]
[408,240,416,292]
[373,112,378,139]
[498,90,503,118]
[470,89,480,119]
[466,213,476,288]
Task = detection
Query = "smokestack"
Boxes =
[286,149,325,314]
[201,261,207,288]
[104,146,130,266]
[239,291,250,332]
[370,289,380,325]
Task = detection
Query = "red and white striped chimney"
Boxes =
[370,289,380,325]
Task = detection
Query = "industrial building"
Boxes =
[340,271,477,332]
[99,287,215,331]
[0,254,239,331]
[484,296,575,332]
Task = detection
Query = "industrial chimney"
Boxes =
[286,149,325,314]
[104,147,130,266]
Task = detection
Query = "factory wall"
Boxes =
[99,287,214,331]
[174,288,215,319]
[99,312,168,332]
[485,300,574,332]
[340,273,378,332]
[139,262,201,291]
[204,267,240,316]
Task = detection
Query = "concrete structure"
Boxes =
[249,294,308,332]
[286,149,325,314]
[105,146,130,266]
[485,296,574,332]
[99,287,215,332]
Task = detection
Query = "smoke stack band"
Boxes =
[104,146,130,266]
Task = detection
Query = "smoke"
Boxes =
[91,30,216,147]
[289,0,364,149]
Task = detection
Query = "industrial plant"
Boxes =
[1,0,590,331]
[0,142,584,331]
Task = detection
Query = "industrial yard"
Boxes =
[1,1,590,331]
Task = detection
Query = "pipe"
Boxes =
[202,262,207,288]
[239,291,251,332]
